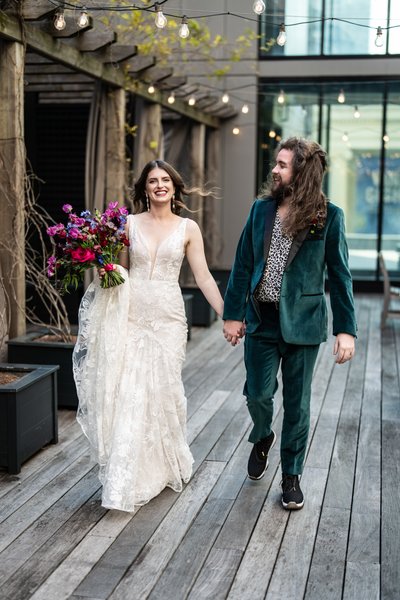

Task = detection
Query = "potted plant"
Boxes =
[0,363,59,474]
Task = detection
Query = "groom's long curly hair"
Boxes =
[261,137,329,236]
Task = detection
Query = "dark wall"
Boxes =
[24,96,90,324]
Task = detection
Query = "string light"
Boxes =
[277,24,287,47]
[222,92,230,103]
[253,0,266,15]
[337,89,346,103]
[167,93,175,104]
[383,133,390,142]
[233,127,240,135]
[179,16,190,39]
[375,26,384,47]
[277,89,285,104]
[269,130,276,138]
[354,106,361,119]
[148,84,155,94]
[342,132,349,142]
[188,96,196,106]
[53,10,66,31]
[154,3,167,29]
[241,104,249,114]
[77,8,89,28]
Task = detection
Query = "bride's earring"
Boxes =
[145,192,150,212]
[171,194,175,212]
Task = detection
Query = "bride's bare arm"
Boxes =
[185,219,224,318]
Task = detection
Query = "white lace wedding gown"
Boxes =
[73,215,194,512]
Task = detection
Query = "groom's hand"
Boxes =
[223,320,245,346]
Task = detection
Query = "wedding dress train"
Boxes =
[73,215,194,512]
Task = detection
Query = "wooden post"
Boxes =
[133,100,162,175]
[105,86,126,206]
[0,40,26,340]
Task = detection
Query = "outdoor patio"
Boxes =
[0,293,398,600]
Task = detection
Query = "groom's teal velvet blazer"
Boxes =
[223,198,357,345]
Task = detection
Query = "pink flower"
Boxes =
[47,223,65,237]
[70,247,96,263]
[62,204,73,213]
[104,263,116,272]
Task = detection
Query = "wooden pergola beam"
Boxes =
[0,12,219,126]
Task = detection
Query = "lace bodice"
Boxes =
[128,215,187,281]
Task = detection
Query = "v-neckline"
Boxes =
[133,217,184,278]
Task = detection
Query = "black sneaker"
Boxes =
[247,430,277,480]
[281,474,304,510]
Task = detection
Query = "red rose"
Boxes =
[70,247,96,263]
[104,263,116,272]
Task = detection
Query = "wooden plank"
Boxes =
[148,498,234,599]
[28,509,133,600]
[0,469,101,592]
[0,489,106,600]
[381,320,400,600]
[0,417,82,495]
[187,390,231,444]
[104,461,225,599]
[343,562,380,600]
[304,506,350,600]
[227,470,289,600]
[0,433,88,521]
[0,452,93,553]
[263,467,328,599]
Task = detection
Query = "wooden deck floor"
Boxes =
[0,294,399,600]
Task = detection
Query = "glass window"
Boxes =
[259,0,396,57]
[260,0,323,57]
[257,81,400,280]
[382,88,400,275]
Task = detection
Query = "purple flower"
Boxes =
[62,204,73,213]
[46,223,65,237]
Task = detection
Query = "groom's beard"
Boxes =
[270,182,292,204]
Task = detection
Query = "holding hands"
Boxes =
[223,320,246,346]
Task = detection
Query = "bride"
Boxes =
[73,160,224,512]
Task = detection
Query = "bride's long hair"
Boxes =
[132,159,213,215]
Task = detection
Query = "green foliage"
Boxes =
[106,0,260,78]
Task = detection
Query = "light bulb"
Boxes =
[148,85,155,94]
[277,90,285,104]
[54,10,66,31]
[77,8,89,28]
[337,89,345,104]
[375,26,384,48]
[188,96,196,106]
[354,106,360,119]
[179,16,190,39]
[233,127,240,135]
[383,134,390,142]
[269,130,276,138]
[167,93,175,104]
[277,23,286,46]
[155,4,167,29]
[253,0,266,15]
[342,132,349,142]
[222,92,229,103]
[241,104,249,114]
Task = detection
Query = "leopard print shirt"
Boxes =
[255,212,293,303]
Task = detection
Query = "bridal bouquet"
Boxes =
[46,202,130,294]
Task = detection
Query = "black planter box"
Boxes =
[0,363,59,474]
[7,331,77,409]
[181,284,218,327]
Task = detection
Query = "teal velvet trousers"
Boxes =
[243,302,320,475]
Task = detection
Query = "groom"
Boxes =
[223,137,357,510]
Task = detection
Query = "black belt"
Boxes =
[258,300,279,310]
